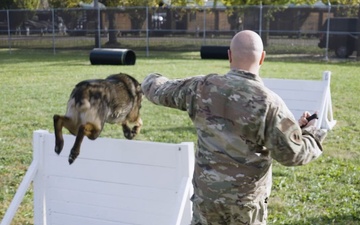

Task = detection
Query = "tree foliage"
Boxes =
[0,0,40,9]
[329,0,360,5]
[48,0,91,8]
[48,0,202,8]
[100,0,157,7]
[48,0,205,8]
[220,0,289,6]
[2,0,360,9]
[14,0,40,9]
[219,0,360,7]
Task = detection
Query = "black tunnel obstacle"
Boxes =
[200,46,229,60]
[90,48,136,65]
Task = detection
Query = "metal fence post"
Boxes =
[259,2,263,36]
[52,8,56,55]
[98,4,101,48]
[325,1,331,61]
[146,6,149,57]
[94,0,101,48]
[6,9,11,54]
[202,7,206,45]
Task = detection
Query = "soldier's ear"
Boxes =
[259,51,266,65]
[228,49,232,63]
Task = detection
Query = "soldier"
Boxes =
[141,30,326,225]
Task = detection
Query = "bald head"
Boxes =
[228,30,265,75]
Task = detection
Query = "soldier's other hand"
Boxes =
[298,111,317,128]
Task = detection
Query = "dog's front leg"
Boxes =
[122,118,143,140]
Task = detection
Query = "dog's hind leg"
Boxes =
[68,126,84,165]
[53,115,68,155]
[68,123,101,165]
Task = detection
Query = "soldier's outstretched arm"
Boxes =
[141,73,204,111]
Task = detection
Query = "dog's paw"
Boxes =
[54,141,64,155]
[68,149,79,165]
[124,130,135,140]
[68,155,76,165]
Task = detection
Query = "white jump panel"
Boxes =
[32,130,194,225]
[263,71,336,130]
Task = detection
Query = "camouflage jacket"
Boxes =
[141,69,325,205]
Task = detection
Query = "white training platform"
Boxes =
[1,71,336,225]
[1,130,195,225]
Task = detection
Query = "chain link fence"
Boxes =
[0,4,358,58]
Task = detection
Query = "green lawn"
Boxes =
[0,49,359,225]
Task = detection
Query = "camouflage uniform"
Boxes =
[141,69,326,225]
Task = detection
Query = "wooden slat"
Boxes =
[263,78,328,119]
[43,134,180,167]
[263,78,326,90]
[49,200,170,225]
[46,176,176,201]
[44,153,179,189]
[50,213,126,225]
[47,187,175,215]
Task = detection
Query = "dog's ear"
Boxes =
[137,84,143,94]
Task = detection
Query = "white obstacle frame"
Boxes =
[1,71,336,225]
[263,70,336,130]
[1,130,195,225]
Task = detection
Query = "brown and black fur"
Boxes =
[53,73,143,164]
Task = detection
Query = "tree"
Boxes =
[0,0,40,33]
[0,0,40,9]
[100,0,158,46]
[216,0,360,48]
[48,0,162,46]
[217,0,290,46]
[99,0,204,46]
[50,0,205,46]
[48,0,90,8]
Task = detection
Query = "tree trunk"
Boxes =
[227,9,243,32]
[105,10,119,46]
[129,8,146,36]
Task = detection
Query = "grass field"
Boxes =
[0,49,360,225]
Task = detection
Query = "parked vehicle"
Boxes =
[318,18,358,58]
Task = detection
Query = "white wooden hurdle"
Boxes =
[263,71,336,130]
[1,71,336,225]
[1,130,195,225]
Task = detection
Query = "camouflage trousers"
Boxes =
[190,197,268,225]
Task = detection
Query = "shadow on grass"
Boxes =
[283,214,360,225]
[0,48,90,65]
[142,126,197,135]
[2,47,360,66]
[265,53,360,65]
[0,47,204,65]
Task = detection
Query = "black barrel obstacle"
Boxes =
[90,48,136,65]
[200,46,229,60]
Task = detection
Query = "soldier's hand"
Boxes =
[298,111,318,128]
